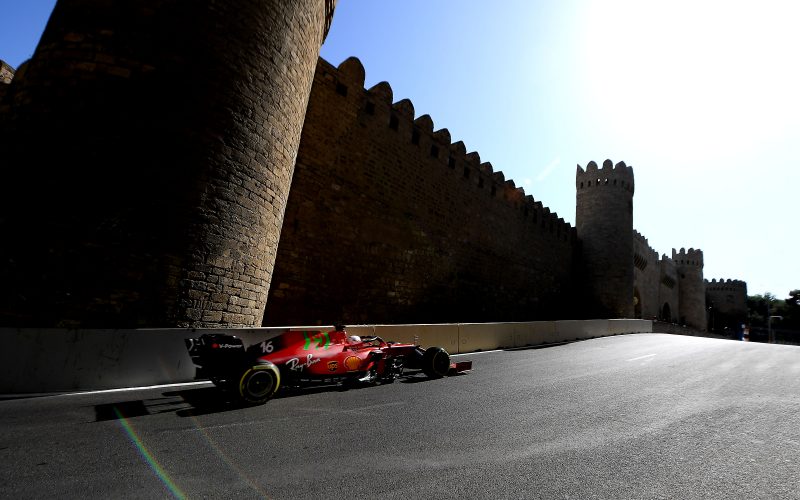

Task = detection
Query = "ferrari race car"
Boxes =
[185,327,472,404]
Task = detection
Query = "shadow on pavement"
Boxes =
[93,385,257,421]
[92,372,439,420]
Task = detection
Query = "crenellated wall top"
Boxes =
[318,56,575,241]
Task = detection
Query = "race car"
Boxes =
[184,326,472,404]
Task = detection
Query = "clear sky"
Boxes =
[2,1,797,299]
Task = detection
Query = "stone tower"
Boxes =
[0,1,336,328]
[674,248,706,331]
[705,278,748,333]
[0,60,13,84]
[576,160,635,318]
[0,60,13,104]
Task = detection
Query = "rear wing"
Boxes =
[185,334,247,379]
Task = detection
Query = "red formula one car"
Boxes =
[185,326,471,404]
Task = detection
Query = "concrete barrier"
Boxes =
[0,328,190,393]
[372,324,459,353]
[511,321,557,346]
[608,319,652,335]
[1,319,655,394]
[0,327,300,393]
[458,322,516,353]
[554,319,608,342]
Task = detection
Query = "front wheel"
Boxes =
[238,362,281,404]
[421,347,450,378]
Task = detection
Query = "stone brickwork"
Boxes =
[658,256,680,322]
[0,1,335,327]
[674,248,706,330]
[577,162,713,327]
[262,57,576,326]
[0,3,744,329]
[576,160,635,318]
[633,230,660,319]
[705,278,748,332]
[0,60,13,84]
[633,230,699,325]
[0,60,13,105]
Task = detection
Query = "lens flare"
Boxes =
[114,406,186,499]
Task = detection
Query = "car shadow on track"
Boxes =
[92,386,261,421]
[92,371,439,420]
[164,375,428,417]
[171,371,440,416]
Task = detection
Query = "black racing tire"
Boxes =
[237,362,281,404]
[421,346,450,378]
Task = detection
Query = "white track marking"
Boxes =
[627,354,657,362]
[1,381,213,400]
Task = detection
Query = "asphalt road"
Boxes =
[1,333,799,499]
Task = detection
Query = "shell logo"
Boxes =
[344,356,361,371]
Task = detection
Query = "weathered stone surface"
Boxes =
[674,248,707,330]
[263,58,577,326]
[705,278,748,332]
[0,3,737,330]
[0,60,13,84]
[576,161,635,319]
[0,1,334,328]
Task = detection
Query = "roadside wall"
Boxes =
[633,230,660,319]
[263,57,576,326]
[1,319,651,393]
[652,321,714,338]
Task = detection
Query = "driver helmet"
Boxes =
[348,335,361,344]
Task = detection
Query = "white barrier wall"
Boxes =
[608,319,653,335]
[0,319,653,393]
[372,324,460,354]
[0,327,298,394]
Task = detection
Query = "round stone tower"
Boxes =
[0,59,13,84]
[673,248,706,331]
[575,159,635,318]
[0,0,336,327]
[705,278,748,333]
[0,59,14,105]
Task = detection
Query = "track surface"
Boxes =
[1,333,799,499]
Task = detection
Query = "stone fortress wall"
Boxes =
[633,230,661,320]
[262,56,744,331]
[674,248,707,329]
[0,0,336,328]
[705,279,748,315]
[0,2,747,331]
[0,60,13,84]
[705,278,748,332]
[632,229,711,328]
[0,61,13,103]
[263,58,576,326]
[575,160,635,319]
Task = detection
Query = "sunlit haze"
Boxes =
[2,0,797,298]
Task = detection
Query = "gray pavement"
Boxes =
[1,333,798,499]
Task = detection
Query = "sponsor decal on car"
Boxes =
[344,356,361,371]
[301,331,331,350]
[212,343,240,349]
[286,354,320,372]
[327,361,339,372]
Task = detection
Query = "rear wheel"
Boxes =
[421,347,450,378]
[238,362,281,404]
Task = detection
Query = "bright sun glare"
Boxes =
[580,0,800,166]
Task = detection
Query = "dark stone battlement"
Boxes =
[0,3,744,330]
